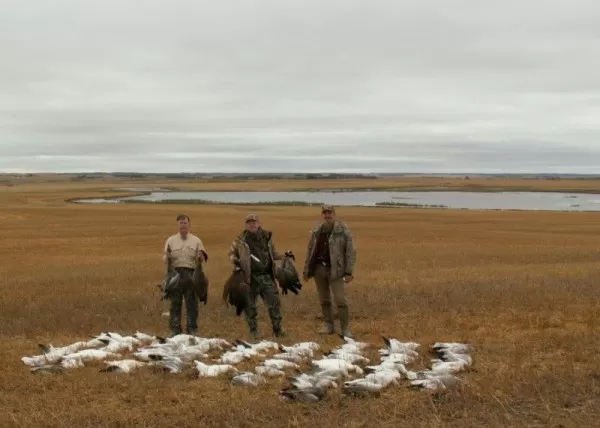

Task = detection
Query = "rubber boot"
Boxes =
[318,303,335,334]
[338,305,352,338]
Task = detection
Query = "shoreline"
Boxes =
[65,187,600,213]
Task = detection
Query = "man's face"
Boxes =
[321,210,335,223]
[178,218,190,235]
[245,220,259,233]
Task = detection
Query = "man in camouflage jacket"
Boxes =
[303,205,356,337]
[228,213,291,339]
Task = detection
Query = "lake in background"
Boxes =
[73,190,600,211]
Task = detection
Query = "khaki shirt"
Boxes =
[163,233,206,269]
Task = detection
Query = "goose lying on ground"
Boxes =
[100,359,147,373]
[98,338,136,354]
[260,359,300,371]
[61,349,121,363]
[431,342,472,355]
[409,373,462,392]
[360,368,403,387]
[59,357,85,369]
[324,350,369,365]
[30,364,64,375]
[364,360,415,376]
[380,352,418,365]
[279,342,320,353]
[231,371,267,386]
[428,360,470,374]
[132,331,156,343]
[287,373,339,389]
[193,360,237,377]
[216,345,266,365]
[433,350,473,365]
[341,379,385,396]
[255,365,286,377]
[22,355,53,367]
[233,339,279,352]
[381,336,420,354]
[311,358,364,376]
[148,355,186,374]
[336,336,371,354]
[276,346,314,359]
[270,352,304,363]
[279,386,327,402]
[26,341,90,366]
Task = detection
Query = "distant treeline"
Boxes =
[71,172,380,180]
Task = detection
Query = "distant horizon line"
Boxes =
[2,171,600,177]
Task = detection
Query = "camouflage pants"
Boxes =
[244,273,282,333]
[169,268,198,335]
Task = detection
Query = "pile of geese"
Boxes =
[21,332,473,402]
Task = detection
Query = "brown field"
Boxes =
[3,173,600,194]
[1,178,599,427]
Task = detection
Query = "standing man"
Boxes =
[163,214,207,336]
[228,214,290,339]
[303,205,356,337]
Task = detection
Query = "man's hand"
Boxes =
[240,281,250,292]
[302,272,309,282]
[343,274,354,284]
[197,249,208,262]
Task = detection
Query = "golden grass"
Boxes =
[1,179,600,427]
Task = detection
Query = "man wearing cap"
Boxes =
[162,213,208,337]
[228,213,291,339]
[302,205,356,337]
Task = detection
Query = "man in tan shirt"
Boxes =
[163,213,207,336]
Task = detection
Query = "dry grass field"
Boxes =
[1,177,600,427]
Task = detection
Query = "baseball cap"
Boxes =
[321,204,335,213]
[245,213,259,222]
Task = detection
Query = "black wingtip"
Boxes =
[148,354,164,361]
[382,335,391,347]
[234,339,251,348]
[38,344,50,354]
[156,336,167,344]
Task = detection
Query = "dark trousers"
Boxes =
[169,268,198,335]
[244,272,282,333]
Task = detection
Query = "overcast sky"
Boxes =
[1,0,599,174]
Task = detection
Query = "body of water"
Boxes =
[72,190,600,211]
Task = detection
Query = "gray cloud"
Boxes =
[1,0,599,173]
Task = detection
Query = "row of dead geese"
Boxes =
[22,331,473,401]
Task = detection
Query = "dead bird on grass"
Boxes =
[279,385,327,403]
[30,365,64,375]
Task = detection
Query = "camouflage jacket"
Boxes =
[228,229,283,284]
[303,220,356,280]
